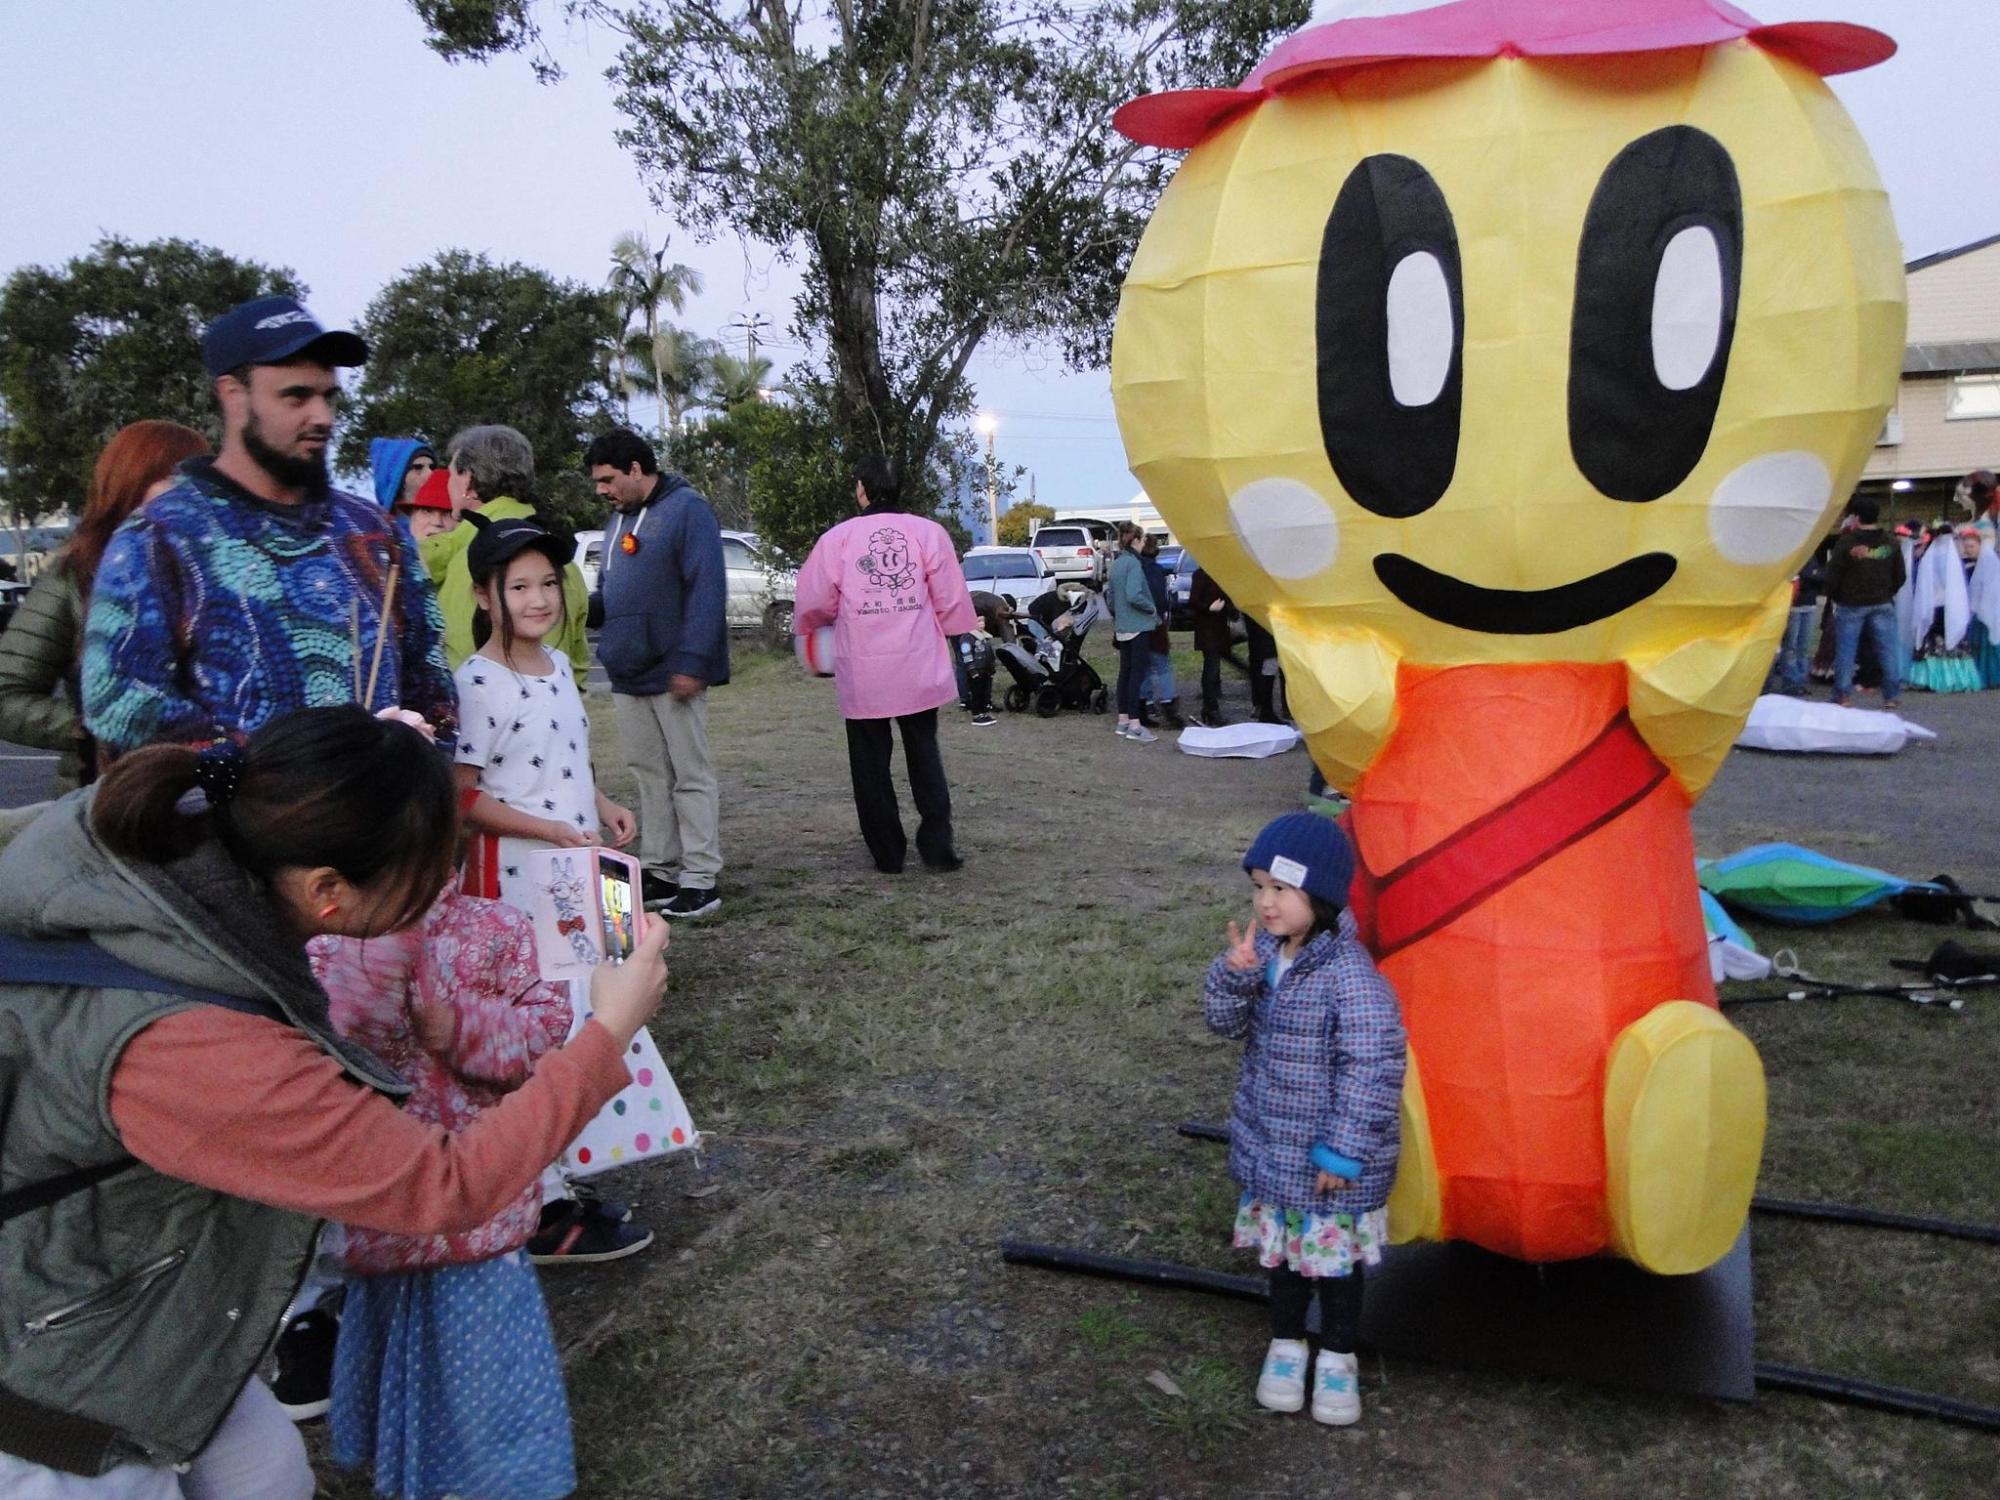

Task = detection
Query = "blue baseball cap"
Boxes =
[201,295,368,377]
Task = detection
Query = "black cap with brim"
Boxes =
[466,517,577,579]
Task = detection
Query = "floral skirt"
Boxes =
[1233,1194,1388,1279]
[331,1251,574,1500]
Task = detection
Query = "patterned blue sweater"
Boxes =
[1204,910,1407,1213]
[82,458,457,754]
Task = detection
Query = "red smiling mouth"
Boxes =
[1372,553,1678,635]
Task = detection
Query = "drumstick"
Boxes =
[364,564,401,707]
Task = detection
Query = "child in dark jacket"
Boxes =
[1204,813,1405,1426]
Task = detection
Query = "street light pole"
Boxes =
[976,412,999,544]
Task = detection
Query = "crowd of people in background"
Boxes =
[1774,475,2000,709]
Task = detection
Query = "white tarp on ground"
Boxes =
[1709,933,1775,983]
[1734,695,1938,756]
[1177,723,1301,759]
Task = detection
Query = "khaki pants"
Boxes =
[614,689,722,888]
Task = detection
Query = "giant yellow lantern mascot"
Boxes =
[1112,0,1905,1275]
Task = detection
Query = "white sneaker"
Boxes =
[1311,1349,1361,1426]
[1127,725,1158,744]
[1255,1338,1308,1413]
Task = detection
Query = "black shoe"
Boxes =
[1159,705,1186,730]
[641,870,679,911]
[270,1305,339,1422]
[875,857,906,874]
[970,711,997,727]
[568,1181,634,1225]
[922,850,964,873]
[528,1200,655,1264]
[1139,707,1160,728]
[660,886,721,919]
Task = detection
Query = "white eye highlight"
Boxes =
[1385,251,1454,408]
[1227,479,1340,581]
[1651,225,1725,392]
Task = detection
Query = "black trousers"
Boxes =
[966,667,994,715]
[845,709,953,871]
[1199,646,1225,719]
[1268,1265,1364,1353]
[1114,636,1147,718]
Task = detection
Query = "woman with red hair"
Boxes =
[0,420,210,789]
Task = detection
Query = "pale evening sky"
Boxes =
[0,1,1990,526]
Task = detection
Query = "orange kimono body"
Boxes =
[1347,663,1727,1265]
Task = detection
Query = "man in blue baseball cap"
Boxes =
[81,293,457,761]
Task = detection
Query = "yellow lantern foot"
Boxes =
[1385,1049,1443,1245]
[1604,1001,1768,1275]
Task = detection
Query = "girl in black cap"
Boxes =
[455,521,636,905]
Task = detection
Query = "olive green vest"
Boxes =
[0,796,406,1476]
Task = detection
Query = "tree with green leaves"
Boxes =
[0,235,302,520]
[607,229,704,442]
[996,500,1054,547]
[337,250,618,489]
[626,324,720,435]
[706,350,776,411]
[406,0,1308,513]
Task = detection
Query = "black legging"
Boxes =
[1115,636,1147,718]
[1269,1265,1364,1352]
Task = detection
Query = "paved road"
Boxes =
[0,740,57,810]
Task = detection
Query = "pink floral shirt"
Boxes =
[308,888,571,1273]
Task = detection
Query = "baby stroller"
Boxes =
[995,591,1109,717]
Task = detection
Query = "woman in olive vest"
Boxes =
[0,705,668,1498]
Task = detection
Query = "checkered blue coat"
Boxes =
[1203,910,1407,1213]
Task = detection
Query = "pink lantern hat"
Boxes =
[1115,0,1895,149]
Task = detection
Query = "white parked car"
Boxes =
[1029,523,1110,586]
[961,546,1062,609]
[574,529,604,595]
[722,529,797,633]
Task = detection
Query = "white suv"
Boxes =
[722,530,797,633]
[1030,524,1108,586]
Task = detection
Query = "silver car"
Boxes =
[722,530,797,633]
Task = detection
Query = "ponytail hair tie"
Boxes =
[192,740,246,808]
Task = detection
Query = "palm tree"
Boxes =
[608,231,704,442]
[624,325,720,436]
[706,350,776,410]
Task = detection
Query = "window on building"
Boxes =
[1946,374,2000,421]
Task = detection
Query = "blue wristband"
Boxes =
[1310,1143,1361,1180]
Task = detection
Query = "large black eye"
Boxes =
[1569,126,1743,503]
[1316,155,1465,519]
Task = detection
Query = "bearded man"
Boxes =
[82,295,456,756]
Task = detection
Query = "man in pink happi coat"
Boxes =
[794,456,978,873]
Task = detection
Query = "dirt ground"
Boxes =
[320,643,1996,1500]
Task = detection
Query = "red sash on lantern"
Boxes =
[1347,711,1668,960]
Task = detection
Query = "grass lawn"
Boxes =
[321,638,1996,1499]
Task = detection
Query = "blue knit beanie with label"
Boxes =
[1242,811,1354,906]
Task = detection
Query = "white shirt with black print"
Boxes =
[454,647,598,910]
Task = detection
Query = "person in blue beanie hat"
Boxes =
[369,436,436,511]
[1204,810,1405,1427]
